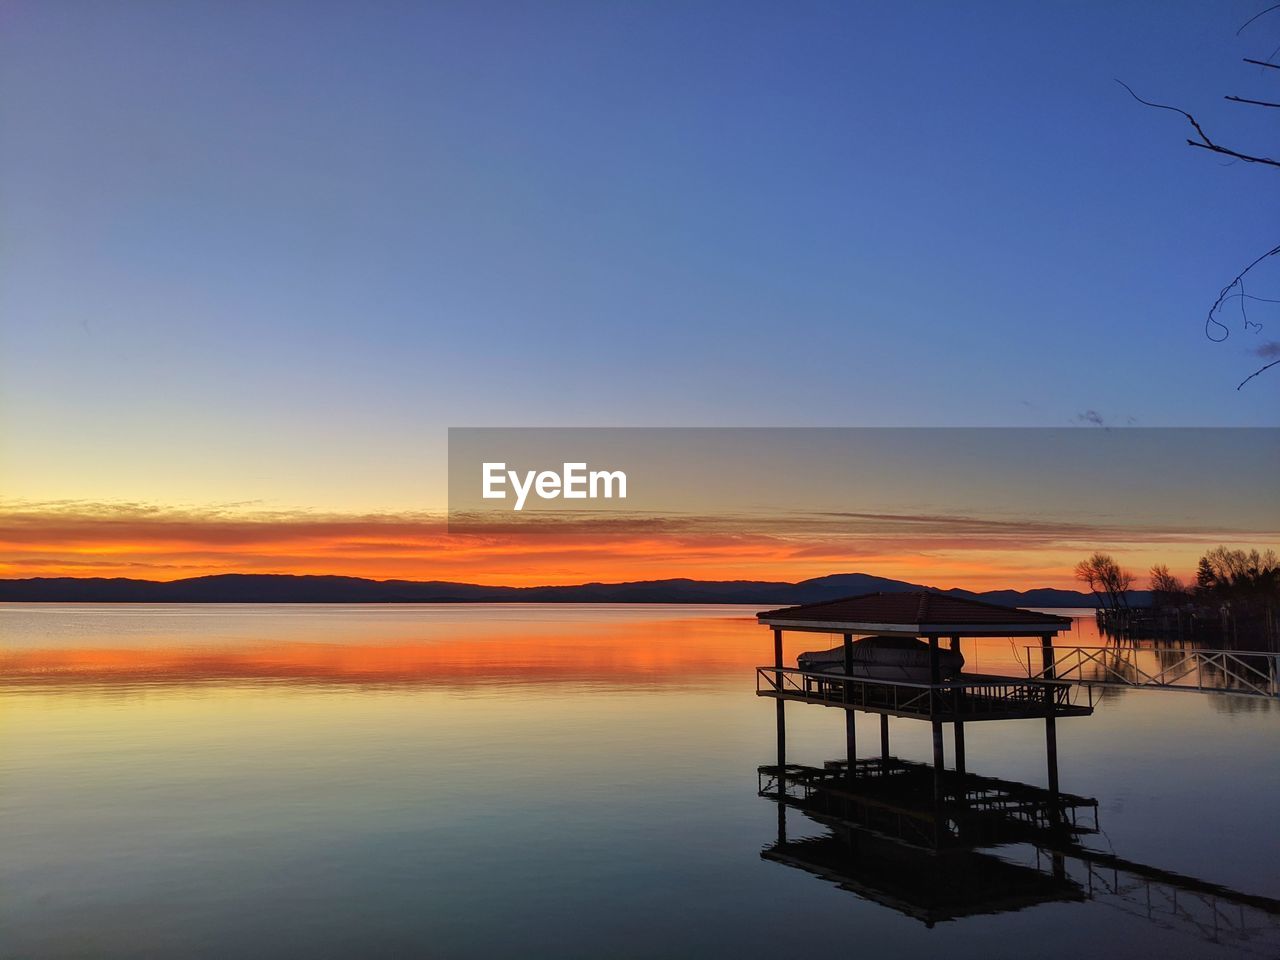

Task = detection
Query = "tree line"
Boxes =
[1075,547,1280,611]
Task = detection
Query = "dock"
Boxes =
[1030,644,1280,699]
[751,592,1280,949]
[756,591,1091,786]
[756,667,1093,721]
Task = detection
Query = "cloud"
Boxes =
[1075,410,1106,427]
[2,497,1273,590]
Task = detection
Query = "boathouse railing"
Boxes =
[1028,645,1280,698]
[756,666,1085,718]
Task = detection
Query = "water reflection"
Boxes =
[758,754,1280,952]
[3,604,1279,958]
[0,603,761,690]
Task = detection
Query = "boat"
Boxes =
[797,635,965,682]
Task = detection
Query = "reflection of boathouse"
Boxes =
[759,757,1095,924]
[758,754,1280,945]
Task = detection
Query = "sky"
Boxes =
[1,1,1277,586]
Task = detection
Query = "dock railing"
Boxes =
[756,666,1089,719]
[1028,646,1280,698]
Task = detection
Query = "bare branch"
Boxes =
[1116,80,1215,145]
[1226,94,1280,107]
[1237,357,1280,390]
[1238,3,1280,34]
[1122,14,1280,385]
[1221,291,1280,305]
[1186,139,1280,166]
[1208,243,1280,342]
[1117,81,1280,166]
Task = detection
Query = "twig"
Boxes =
[1117,80,1280,167]
[1237,357,1280,390]
[1226,94,1280,108]
[1243,57,1280,69]
[1118,69,1280,385]
[1186,139,1280,166]
[1220,291,1280,305]
[1209,244,1280,342]
[1238,3,1280,35]
[1117,80,1214,143]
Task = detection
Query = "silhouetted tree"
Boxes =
[1149,563,1187,606]
[1195,546,1280,598]
[1192,546,1279,644]
[1075,552,1135,609]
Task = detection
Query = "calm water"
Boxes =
[2,604,1277,959]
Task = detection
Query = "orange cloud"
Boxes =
[1,499,1263,590]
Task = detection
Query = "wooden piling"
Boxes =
[1045,715,1059,796]
[844,633,856,768]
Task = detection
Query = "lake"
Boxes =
[2,604,1277,958]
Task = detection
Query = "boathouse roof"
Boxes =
[757,591,1071,637]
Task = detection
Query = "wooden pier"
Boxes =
[752,593,1280,949]
[1029,644,1280,699]
[757,667,1093,722]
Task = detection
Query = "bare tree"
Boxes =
[1121,7,1279,389]
[1148,563,1187,606]
[1075,552,1135,609]
[1195,546,1280,595]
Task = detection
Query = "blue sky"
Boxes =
[1,0,1277,510]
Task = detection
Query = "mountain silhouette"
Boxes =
[0,572,1139,606]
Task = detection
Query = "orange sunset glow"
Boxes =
[0,498,1233,590]
[0,605,1098,688]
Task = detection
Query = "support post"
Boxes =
[927,634,943,728]
[949,634,961,717]
[954,721,966,776]
[776,701,786,771]
[843,633,856,772]
[1045,715,1059,796]
[1041,632,1060,800]
[776,697,787,844]
[1040,632,1056,679]
[775,627,787,790]
[880,714,889,760]
[929,634,944,799]
[931,720,945,809]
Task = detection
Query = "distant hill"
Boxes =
[0,572,1148,607]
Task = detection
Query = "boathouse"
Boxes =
[757,591,1091,790]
